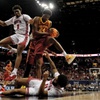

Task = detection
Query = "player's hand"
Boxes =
[44,51,50,59]
[43,70,49,80]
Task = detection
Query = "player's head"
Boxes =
[42,8,52,21]
[12,5,22,17]
[53,74,68,87]
[5,60,12,67]
[42,8,52,16]
[57,74,68,87]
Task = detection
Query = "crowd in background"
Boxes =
[0,47,100,91]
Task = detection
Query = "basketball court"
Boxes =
[0,91,99,100]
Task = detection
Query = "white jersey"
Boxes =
[27,72,65,97]
[5,14,31,35]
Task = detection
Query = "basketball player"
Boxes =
[0,5,33,81]
[0,51,68,97]
[23,9,76,79]
[23,8,52,79]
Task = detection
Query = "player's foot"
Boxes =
[65,54,76,64]
[7,48,17,55]
[5,74,17,81]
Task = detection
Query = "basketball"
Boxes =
[48,28,59,38]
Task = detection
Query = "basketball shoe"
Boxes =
[65,54,76,64]
[7,48,17,55]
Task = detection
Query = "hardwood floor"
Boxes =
[0,91,100,100]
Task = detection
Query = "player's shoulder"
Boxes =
[33,16,40,20]
[48,20,52,25]
[32,16,40,23]
[22,14,30,17]
[11,16,16,20]
[23,14,29,15]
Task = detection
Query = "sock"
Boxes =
[62,51,67,57]
[11,68,18,76]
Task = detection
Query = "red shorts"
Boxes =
[27,35,50,65]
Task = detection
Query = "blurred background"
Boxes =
[0,0,100,54]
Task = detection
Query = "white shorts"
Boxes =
[26,79,42,95]
[10,34,29,47]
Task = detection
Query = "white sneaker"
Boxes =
[11,48,17,53]
[65,54,76,64]
[7,48,17,55]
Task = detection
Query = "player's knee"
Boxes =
[36,63,42,69]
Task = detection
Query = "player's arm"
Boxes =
[28,19,34,24]
[0,20,7,26]
[39,51,59,96]
[0,17,13,27]
[44,51,58,74]
[38,71,49,96]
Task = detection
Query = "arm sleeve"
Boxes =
[5,17,13,26]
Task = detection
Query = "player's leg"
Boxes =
[46,37,76,64]
[23,63,32,78]
[5,34,30,81]
[0,78,29,95]
[0,88,26,95]
[5,44,25,81]
[0,36,14,50]
[35,55,44,79]
[14,78,29,88]
[23,49,35,78]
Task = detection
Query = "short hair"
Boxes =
[5,60,11,65]
[57,74,68,87]
[12,5,22,11]
[42,8,52,16]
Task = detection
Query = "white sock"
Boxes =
[62,51,67,57]
[0,91,2,94]
[11,68,18,75]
